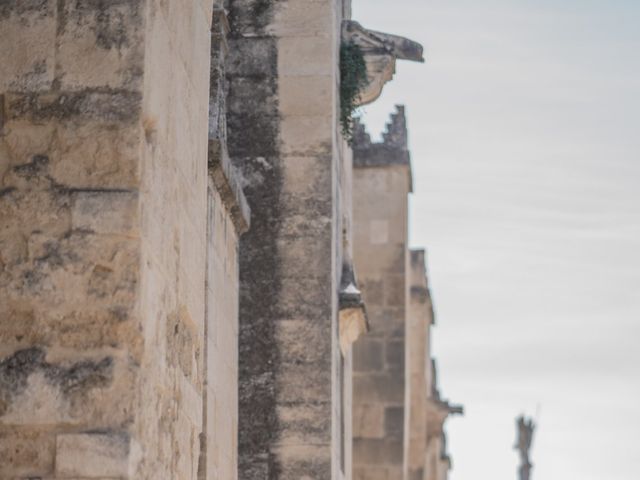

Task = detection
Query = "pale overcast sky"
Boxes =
[354,1,640,479]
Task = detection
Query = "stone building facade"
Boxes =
[0,1,457,480]
[351,109,462,480]
[351,107,413,480]
[0,1,247,478]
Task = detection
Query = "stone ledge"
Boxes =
[208,138,250,235]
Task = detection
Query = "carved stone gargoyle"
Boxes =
[342,20,424,105]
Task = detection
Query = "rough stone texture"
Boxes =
[352,106,412,480]
[227,0,354,479]
[55,432,137,478]
[0,1,244,479]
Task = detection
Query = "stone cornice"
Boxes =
[208,139,251,235]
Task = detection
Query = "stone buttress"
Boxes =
[0,2,248,478]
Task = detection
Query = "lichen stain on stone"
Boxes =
[0,347,113,416]
[166,307,200,383]
[11,154,50,179]
[58,0,143,50]
[0,0,51,20]
[228,0,283,36]
[6,91,142,124]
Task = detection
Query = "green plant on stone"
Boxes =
[340,42,368,143]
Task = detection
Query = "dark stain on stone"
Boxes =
[109,305,129,322]
[0,0,50,19]
[0,347,114,416]
[0,187,17,197]
[410,285,428,302]
[226,2,284,477]
[12,154,50,178]
[35,240,65,268]
[87,264,114,299]
[44,356,113,395]
[57,0,143,50]
[227,0,282,36]
[0,348,46,396]
[22,268,45,290]
[0,93,5,134]
[6,90,142,124]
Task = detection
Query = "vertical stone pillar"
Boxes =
[226,0,349,478]
[0,1,217,477]
[351,107,412,480]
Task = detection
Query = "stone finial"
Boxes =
[342,21,424,105]
[351,116,371,149]
[352,106,412,194]
[338,262,369,355]
[382,105,407,149]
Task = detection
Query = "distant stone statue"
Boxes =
[515,415,535,480]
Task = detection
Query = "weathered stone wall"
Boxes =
[0,2,146,476]
[351,107,412,480]
[0,1,246,478]
[226,0,352,478]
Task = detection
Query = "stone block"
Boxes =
[384,275,406,307]
[275,402,331,445]
[385,340,404,371]
[384,406,404,440]
[274,319,332,365]
[0,1,57,92]
[3,119,138,191]
[0,348,135,429]
[360,279,383,307]
[55,432,137,478]
[353,438,403,466]
[365,307,405,338]
[280,115,333,156]
[227,76,278,118]
[276,363,331,404]
[71,191,138,236]
[226,37,277,77]
[270,0,333,38]
[353,338,383,372]
[271,444,332,480]
[46,122,141,189]
[0,430,55,477]
[353,373,404,404]
[370,219,389,245]
[279,76,333,117]
[276,274,332,321]
[281,155,332,200]
[278,35,334,76]
[352,404,384,439]
[5,91,142,124]
[57,0,144,90]
[354,466,390,480]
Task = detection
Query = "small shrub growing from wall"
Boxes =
[340,42,368,143]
